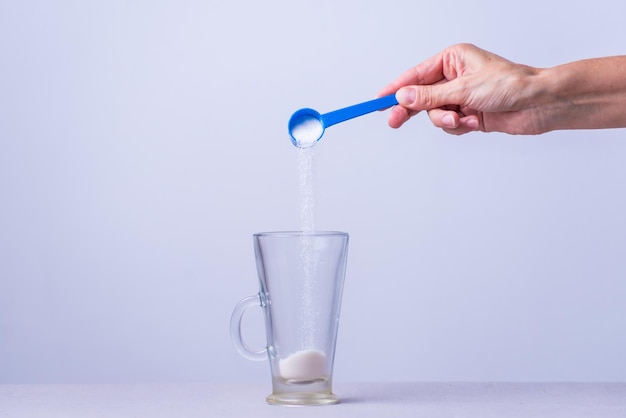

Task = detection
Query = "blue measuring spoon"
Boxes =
[288,93,398,148]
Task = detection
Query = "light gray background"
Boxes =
[1,0,625,384]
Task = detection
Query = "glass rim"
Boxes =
[253,231,348,238]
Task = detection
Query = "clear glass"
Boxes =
[231,231,349,406]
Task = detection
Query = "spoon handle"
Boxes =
[321,94,398,128]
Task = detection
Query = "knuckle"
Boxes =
[416,86,435,109]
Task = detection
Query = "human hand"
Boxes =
[378,43,544,135]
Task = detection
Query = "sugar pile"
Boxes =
[278,349,326,382]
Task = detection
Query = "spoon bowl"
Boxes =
[288,108,324,149]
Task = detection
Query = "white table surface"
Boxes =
[1,382,625,418]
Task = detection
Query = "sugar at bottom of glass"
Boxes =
[278,349,327,383]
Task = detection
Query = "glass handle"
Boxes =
[230,294,267,361]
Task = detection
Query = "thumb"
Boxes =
[396,84,458,111]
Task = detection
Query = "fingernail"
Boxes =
[442,114,456,128]
[397,88,416,105]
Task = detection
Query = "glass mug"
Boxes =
[231,231,349,406]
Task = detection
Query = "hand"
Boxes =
[378,43,544,135]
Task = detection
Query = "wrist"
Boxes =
[532,56,626,132]
[519,65,573,134]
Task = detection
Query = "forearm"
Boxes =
[533,56,626,132]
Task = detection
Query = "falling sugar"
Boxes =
[298,147,316,349]
[298,147,316,233]
[279,146,323,382]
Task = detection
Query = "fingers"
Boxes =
[388,106,481,134]
[395,79,465,113]
[387,105,418,129]
[428,108,460,129]
[428,108,481,135]
[380,43,491,133]
[377,49,450,98]
[378,43,485,97]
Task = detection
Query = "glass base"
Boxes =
[266,392,339,406]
